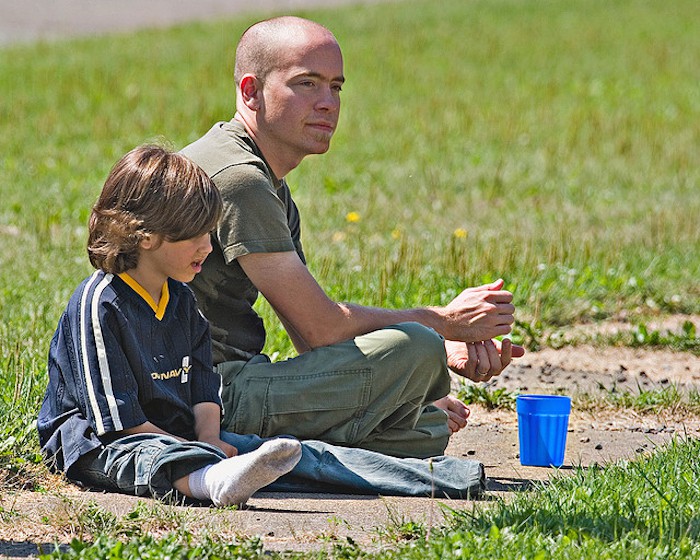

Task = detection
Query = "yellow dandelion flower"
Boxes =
[345,211,361,223]
[453,228,468,239]
[391,228,402,240]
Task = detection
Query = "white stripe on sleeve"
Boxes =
[91,273,124,432]
[79,271,106,434]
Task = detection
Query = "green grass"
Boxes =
[41,533,265,559]
[576,382,700,417]
[428,437,700,559]
[1,0,700,556]
[457,381,700,416]
[1,0,698,371]
[456,383,518,411]
[38,437,700,558]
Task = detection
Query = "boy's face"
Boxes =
[142,232,213,284]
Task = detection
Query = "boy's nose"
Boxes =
[199,234,213,255]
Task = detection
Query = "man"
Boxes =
[182,16,524,459]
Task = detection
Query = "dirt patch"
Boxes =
[492,342,700,396]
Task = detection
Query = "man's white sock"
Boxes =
[188,439,302,506]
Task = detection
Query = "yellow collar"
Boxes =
[118,273,170,321]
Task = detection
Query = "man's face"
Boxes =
[256,37,344,168]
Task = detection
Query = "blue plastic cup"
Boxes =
[516,394,571,467]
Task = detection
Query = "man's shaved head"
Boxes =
[234,16,339,86]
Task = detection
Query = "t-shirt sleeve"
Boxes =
[212,164,297,264]
[65,302,148,436]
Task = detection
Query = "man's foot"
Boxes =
[434,395,470,435]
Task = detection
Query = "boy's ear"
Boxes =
[139,234,154,250]
[240,74,263,111]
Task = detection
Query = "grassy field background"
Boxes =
[0,0,698,450]
[1,0,699,460]
[1,0,699,557]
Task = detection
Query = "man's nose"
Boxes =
[316,85,339,111]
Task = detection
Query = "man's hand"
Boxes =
[445,337,525,382]
[434,279,516,343]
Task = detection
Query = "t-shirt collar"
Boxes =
[118,272,170,321]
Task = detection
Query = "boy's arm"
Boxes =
[66,299,150,436]
[187,296,235,456]
[120,421,185,440]
[114,407,237,457]
[192,402,237,457]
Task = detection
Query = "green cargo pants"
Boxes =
[216,322,452,459]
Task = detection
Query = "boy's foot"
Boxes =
[203,438,302,506]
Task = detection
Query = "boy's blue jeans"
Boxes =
[71,431,485,501]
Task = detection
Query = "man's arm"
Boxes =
[238,250,516,350]
[274,308,313,354]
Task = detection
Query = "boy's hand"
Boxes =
[192,402,238,457]
[199,435,238,457]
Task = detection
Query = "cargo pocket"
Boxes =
[215,360,248,430]
[235,368,373,444]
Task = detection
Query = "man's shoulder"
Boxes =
[181,121,268,181]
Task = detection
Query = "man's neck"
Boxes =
[233,113,300,179]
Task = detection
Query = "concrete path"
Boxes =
[0,0,391,45]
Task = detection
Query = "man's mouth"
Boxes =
[308,121,335,134]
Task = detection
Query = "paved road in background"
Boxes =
[0,0,391,45]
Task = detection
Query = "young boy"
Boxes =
[37,145,301,506]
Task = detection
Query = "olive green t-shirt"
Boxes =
[181,120,305,364]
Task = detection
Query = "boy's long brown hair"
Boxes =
[87,145,222,274]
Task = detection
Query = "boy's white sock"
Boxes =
[188,439,302,506]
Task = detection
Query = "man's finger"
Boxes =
[466,343,479,378]
[475,343,490,375]
[500,338,513,369]
[483,339,502,375]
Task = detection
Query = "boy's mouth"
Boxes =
[192,260,204,272]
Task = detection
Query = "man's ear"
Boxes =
[239,74,262,111]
